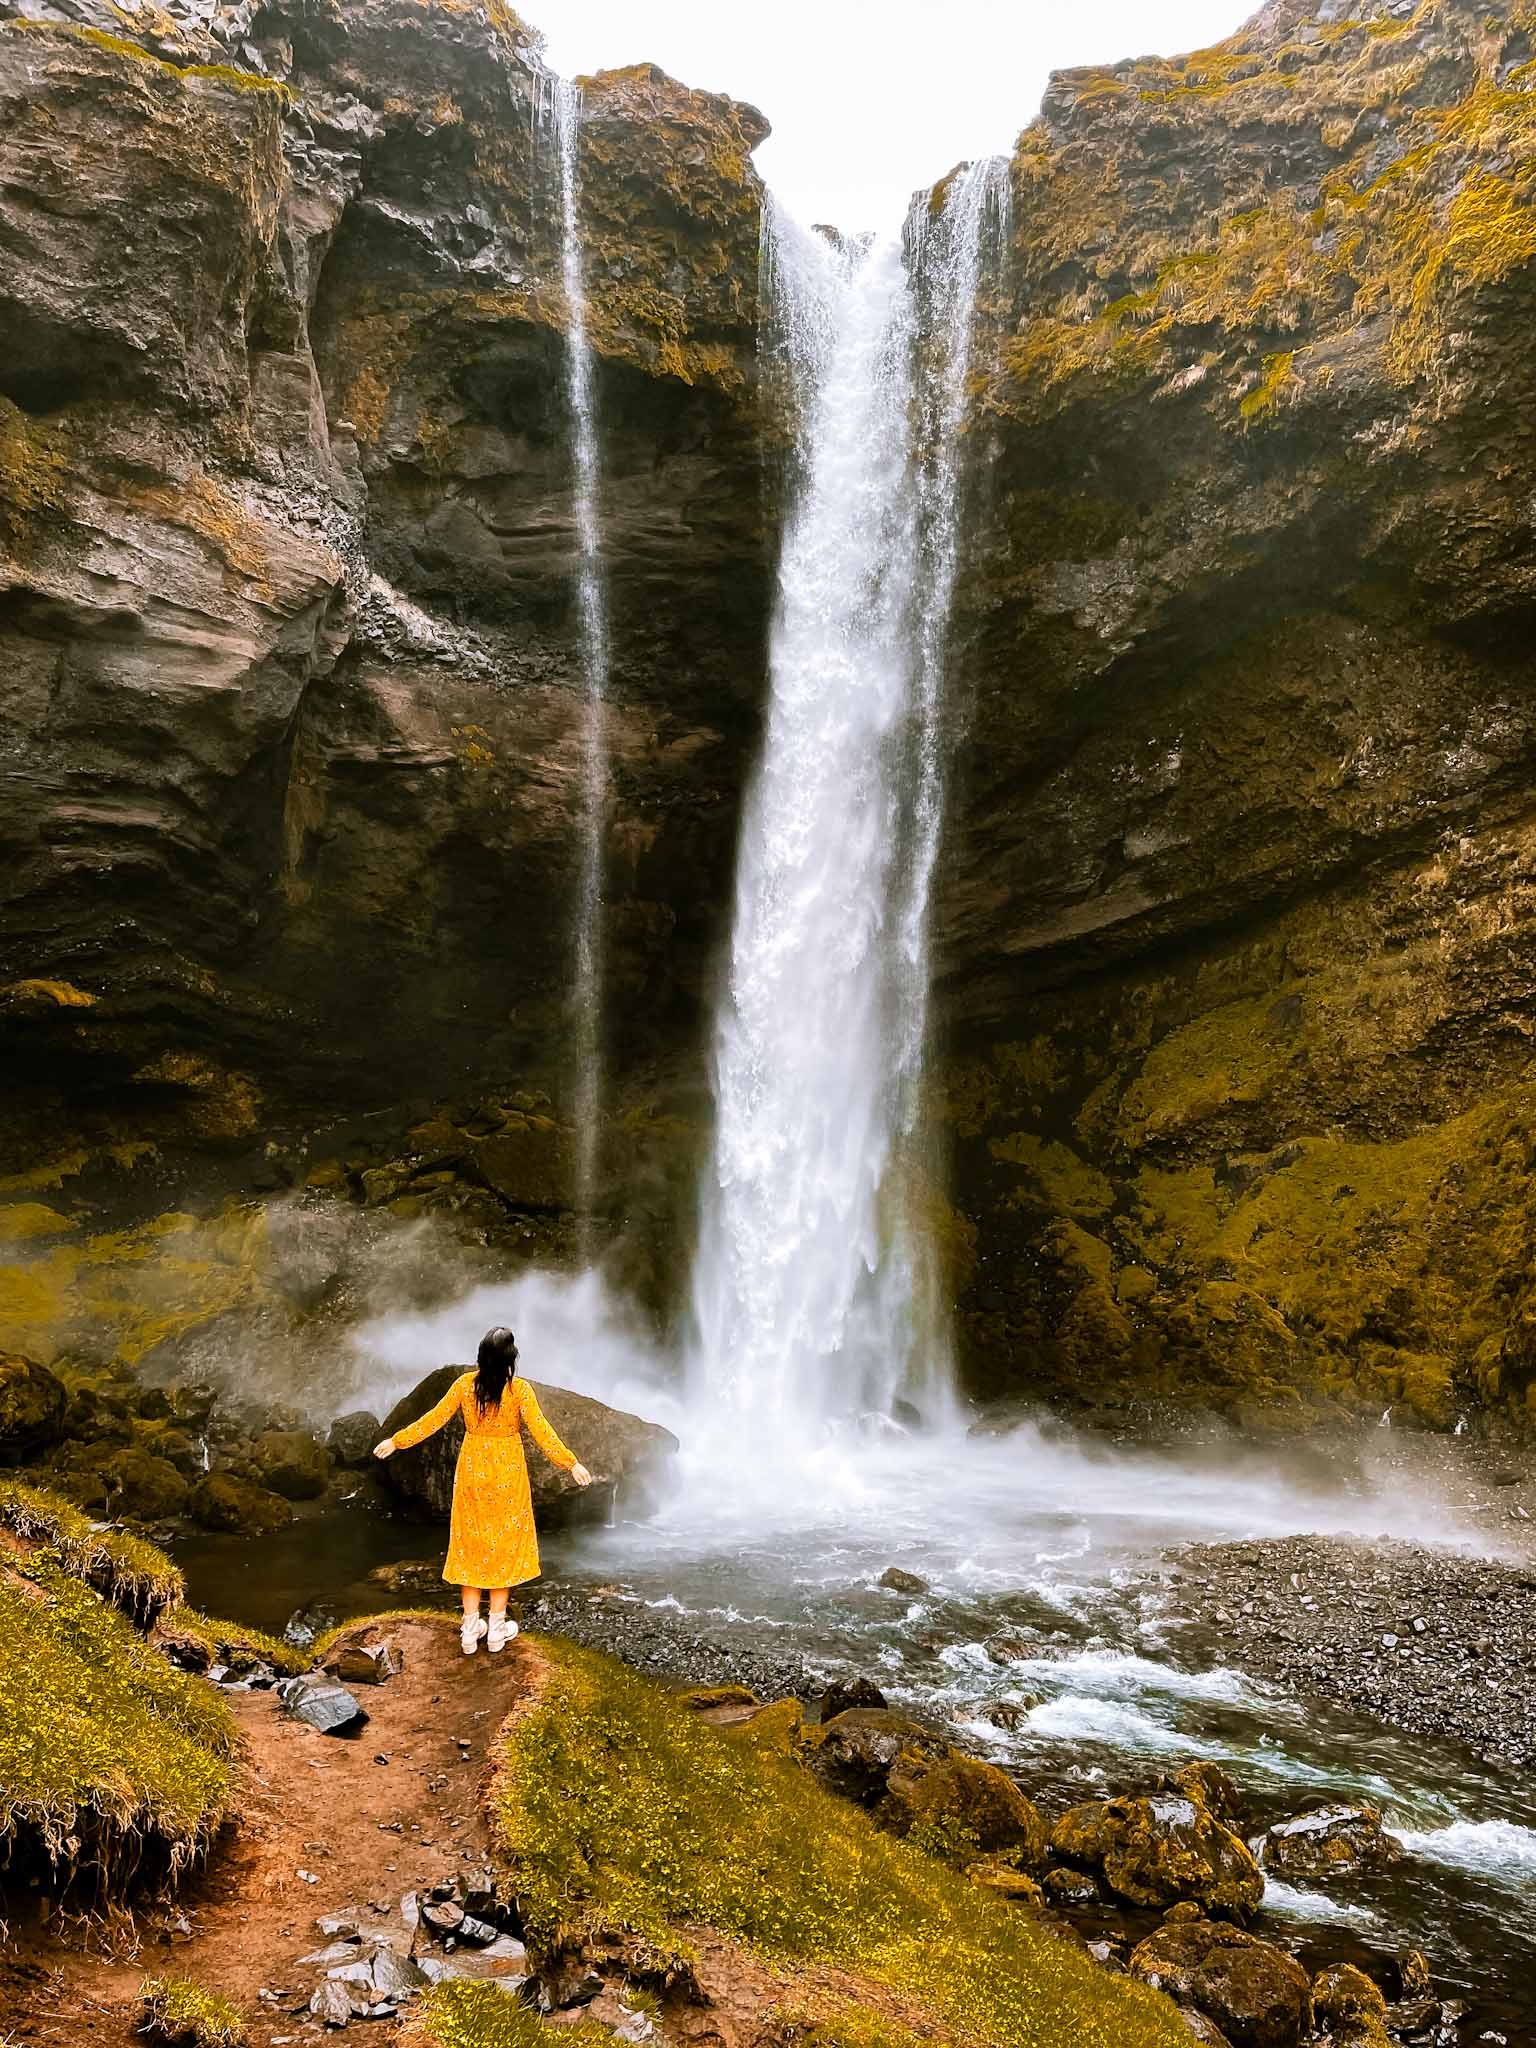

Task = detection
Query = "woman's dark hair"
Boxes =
[474,1325,518,1412]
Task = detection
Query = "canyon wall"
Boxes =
[2,0,1534,1428]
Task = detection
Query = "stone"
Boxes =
[379,1372,677,1528]
[969,1859,1045,1905]
[323,1641,404,1686]
[1052,1793,1264,1920]
[882,1750,1048,1867]
[329,1411,383,1465]
[309,1979,357,2025]
[1250,1803,1404,1882]
[818,1675,888,1720]
[1313,1963,1389,2047]
[280,1674,368,1736]
[82,1445,190,1520]
[254,1428,331,1501]
[878,1566,930,1595]
[0,1353,66,1461]
[809,1708,950,1805]
[1128,1921,1313,2048]
[1042,1865,1100,1905]
[188,1471,293,1534]
[1162,1762,1245,1827]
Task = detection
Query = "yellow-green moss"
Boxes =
[0,1550,234,1892]
[489,1638,1189,2047]
[408,1985,612,2048]
[4,20,290,99]
[0,1479,184,1625]
[161,1605,308,1678]
[140,1977,247,2048]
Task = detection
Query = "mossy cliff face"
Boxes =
[939,0,1536,1425]
[0,0,768,1238]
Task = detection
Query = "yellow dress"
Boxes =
[390,1372,577,1588]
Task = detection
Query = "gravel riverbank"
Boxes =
[1151,1534,1536,1767]
[524,1582,816,1702]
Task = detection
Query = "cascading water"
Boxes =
[688,165,1007,1437]
[553,78,612,1233]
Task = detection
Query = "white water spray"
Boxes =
[554,79,612,1232]
[689,167,1007,1438]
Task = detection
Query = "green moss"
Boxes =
[0,1479,184,1625]
[489,1638,1190,2046]
[773,2013,937,2048]
[409,1985,612,2048]
[990,1134,1115,1220]
[1239,349,1298,420]
[0,1550,234,1894]
[140,1977,247,2048]
[162,1605,308,1678]
[4,20,290,99]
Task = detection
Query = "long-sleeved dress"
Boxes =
[390,1372,578,1588]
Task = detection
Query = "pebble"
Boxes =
[1153,1535,1536,1766]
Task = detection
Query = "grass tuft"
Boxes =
[0,1479,183,1626]
[140,1976,247,2046]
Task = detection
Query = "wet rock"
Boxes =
[280,1674,369,1736]
[1128,1920,1313,2048]
[367,1558,448,1597]
[1312,1964,1390,2047]
[0,1354,66,1461]
[1042,1865,1100,1905]
[818,1675,888,1720]
[878,1566,930,1595]
[188,1471,293,1534]
[254,1428,331,1501]
[323,1640,404,1686]
[969,1859,1046,1905]
[882,1749,1048,1865]
[977,1697,1041,1730]
[809,1708,949,1804]
[380,1372,677,1528]
[309,1978,357,2025]
[329,1411,383,1466]
[1052,1792,1264,1920]
[1179,2014,1235,2046]
[78,1444,190,1520]
[1163,1762,1245,1827]
[1251,1802,1403,1882]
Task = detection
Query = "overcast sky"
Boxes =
[537,0,1253,230]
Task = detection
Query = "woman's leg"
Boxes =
[460,1585,486,1652]
[486,1587,518,1651]
[461,1586,483,1621]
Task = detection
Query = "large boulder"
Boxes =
[1127,1921,1313,2048]
[378,1370,677,1527]
[1250,1803,1403,1883]
[253,1428,332,1501]
[810,1707,1047,1867]
[0,1353,66,1461]
[1052,1791,1264,1920]
[188,1470,293,1534]
[1312,1965,1391,2048]
[809,1708,950,1806]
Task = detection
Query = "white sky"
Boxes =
[537,1,1255,231]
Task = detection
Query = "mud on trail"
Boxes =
[2,1620,533,2045]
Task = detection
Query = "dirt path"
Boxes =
[3,1620,533,2046]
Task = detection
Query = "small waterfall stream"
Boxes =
[553,79,612,1233]
[688,169,1007,1437]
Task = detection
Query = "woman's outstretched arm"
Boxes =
[374,1376,465,1458]
[518,1381,593,1484]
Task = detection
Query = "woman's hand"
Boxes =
[373,1438,397,1460]
[570,1461,594,1487]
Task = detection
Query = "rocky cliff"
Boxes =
[2,0,1534,1431]
[942,0,1536,1427]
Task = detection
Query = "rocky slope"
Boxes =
[940,0,1536,1427]
[2,0,1535,1429]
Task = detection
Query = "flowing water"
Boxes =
[553,78,611,1232]
[689,166,1008,1437]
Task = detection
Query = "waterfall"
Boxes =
[689,165,1007,1436]
[553,78,611,1233]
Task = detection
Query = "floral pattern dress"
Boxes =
[390,1373,578,1588]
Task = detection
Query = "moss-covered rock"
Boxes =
[0,1352,66,1459]
[487,1636,1193,2046]
[1051,1791,1264,1919]
[252,1427,330,1501]
[0,1477,184,1624]
[187,1470,293,1534]
[1127,1920,1313,2048]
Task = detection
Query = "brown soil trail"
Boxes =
[2,1619,533,2046]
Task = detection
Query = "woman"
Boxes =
[374,1326,593,1655]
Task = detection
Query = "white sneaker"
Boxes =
[460,1615,487,1656]
[487,1616,519,1654]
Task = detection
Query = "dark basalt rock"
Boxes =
[281,1673,369,1736]
[1052,1791,1265,1921]
[1250,1802,1404,1882]
[1127,1920,1313,2048]
[378,1369,677,1528]
[187,1470,294,1534]
[0,1354,66,1461]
